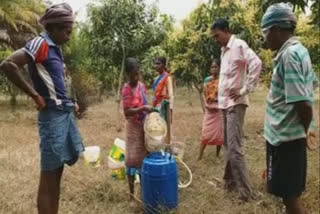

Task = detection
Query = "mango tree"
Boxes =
[86,0,171,129]
[168,0,248,111]
[0,0,44,107]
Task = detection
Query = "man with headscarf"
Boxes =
[261,3,317,214]
[0,3,84,214]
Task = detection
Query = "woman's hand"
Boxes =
[143,105,153,113]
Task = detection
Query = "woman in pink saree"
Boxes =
[198,59,224,160]
[121,58,153,202]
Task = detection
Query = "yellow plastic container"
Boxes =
[108,157,125,180]
[107,138,126,180]
[109,138,126,161]
[111,168,126,180]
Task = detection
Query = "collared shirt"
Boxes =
[218,35,262,109]
[264,37,315,146]
[23,32,71,108]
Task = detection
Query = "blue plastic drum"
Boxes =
[141,152,178,213]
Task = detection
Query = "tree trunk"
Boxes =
[187,86,193,106]
[8,82,18,109]
[116,44,126,132]
[193,81,205,113]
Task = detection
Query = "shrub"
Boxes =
[71,67,100,118]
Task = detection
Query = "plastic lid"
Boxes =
[114,138,126,150]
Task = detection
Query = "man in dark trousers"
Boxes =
[210,18,262,201]
[261,3,316,214]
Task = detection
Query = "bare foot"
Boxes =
[197,155,202,161]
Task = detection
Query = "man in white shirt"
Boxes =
[211,18,262,201]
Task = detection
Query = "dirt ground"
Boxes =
[0,86,319,214]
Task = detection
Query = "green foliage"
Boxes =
[310,0,319,27]
[0,0,45,48]
[169,1,245,92]
[259,49,274,87]
[0,0,45,105]
[169,0,319,92]
[0,46,11,61]
[64,27,91,71]
[2,0,318,107]
[296,14,320,75]
[0,75,9,94]
[72,66,100,117]
[86,0,172,92]
[63,26,101,116]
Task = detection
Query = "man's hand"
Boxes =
[208,107,219,113]
[230,88,241,101]
[74,102,80,116]
[295,101,313,134]
[32,94,46,110]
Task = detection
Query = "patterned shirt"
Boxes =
[219,35,262,109]
[23,32,71,108]
[264,37,315,146]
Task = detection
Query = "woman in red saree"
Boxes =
[198,59,224,160]
[121,58,153,202]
